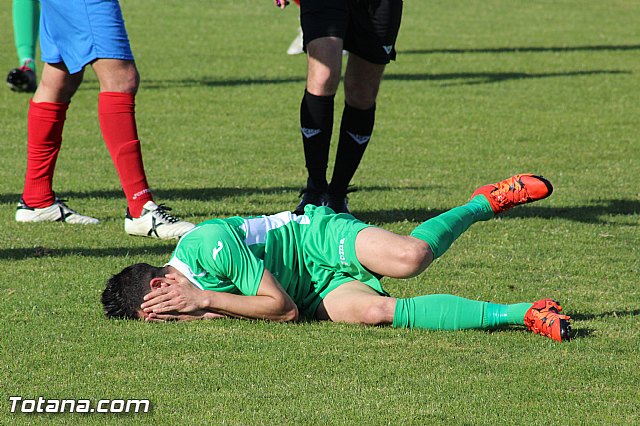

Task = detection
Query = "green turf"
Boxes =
[1,0,639,424]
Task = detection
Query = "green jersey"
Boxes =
[167,206,385,317]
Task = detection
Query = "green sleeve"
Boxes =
[197,224,265,296]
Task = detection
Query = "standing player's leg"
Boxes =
[326,55,384,213]
[91,58,194,239]
[294,36,345,214]
[16,62,100,224]
[293,0,349,214]
[7,0,39,93]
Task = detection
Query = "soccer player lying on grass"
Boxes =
[102,174,571,342]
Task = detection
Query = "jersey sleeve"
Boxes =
[197,224,265,296]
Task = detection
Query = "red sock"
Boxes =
[98,92,152,217]
[22,100,68,208]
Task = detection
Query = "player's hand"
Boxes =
[273,0,289,10]
[141,276,205,314]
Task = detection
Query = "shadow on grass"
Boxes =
[571,310,640,321]
[0,184,433,205]
[2,188,637,225]
[399,44,640,55]
[572,328,595,339]
[385,70,630,87]
[81,69,628,90]
[358,199,640,225]
[0,245,174,261]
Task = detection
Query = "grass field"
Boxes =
[1,0,639,424]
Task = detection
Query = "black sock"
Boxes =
[300,90,334,191]
[328,102,376,194]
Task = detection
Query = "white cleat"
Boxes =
[287,27,304,55]
[15,198,100,225]
[125,201,195,239]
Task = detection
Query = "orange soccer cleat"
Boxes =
[524,298,571,342]
[471,174,553,214]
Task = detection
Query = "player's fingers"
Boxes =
[141,293,176,311]
[164,274,180,285]
[141,295,170,310]
[142,287,170,301]
[149,300,183,314]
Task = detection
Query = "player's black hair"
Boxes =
[101,263,168,320]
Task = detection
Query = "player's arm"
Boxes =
[142,269,299,322]
[201,269,298,321]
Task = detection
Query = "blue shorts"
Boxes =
[40,0,134,74]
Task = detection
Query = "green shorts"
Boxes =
[299,205,388,318]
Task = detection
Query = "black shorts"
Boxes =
[300,0,403,65]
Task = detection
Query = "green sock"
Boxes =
[13,0,40,72]
[392,295,532,330]
[410,195,494,260]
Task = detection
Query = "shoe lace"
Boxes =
[152,204,180,224]
[491,177,528,207]
[19,59,34,72]
[55,198,79,215]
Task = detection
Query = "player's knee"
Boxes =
[307,72,340,96]
[283,305,300,322]
[395,238,431,278]
[99,68,139,94]
[361,297,395,325]
[344,81,377,109]
[38,74,83,103]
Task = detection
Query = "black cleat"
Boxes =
[7,64,37,93]
[293,187,325,215]
[325,188,356,214]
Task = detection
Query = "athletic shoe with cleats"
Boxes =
[524,298,571,342]
[7,62,37,93]
[15,198,99,224]
[471,174,553,214]
[325,189,355,214]
[293,187,325,215]
[287,27,304,55]
[125,201,195,239]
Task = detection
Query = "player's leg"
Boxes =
[326,55,384,213]
[15,62,98,224]
[82,0,193,238]
[91,58,194,239]
[356,174,554,277]
[316,280,530,331]
[314,281,396,325]
[7,0,39,92]
[316,281,570,341]
[92,58,150,216]
[325,0,403,213]
[294,0,348,214]
[355,196,494,278]
[294,36,344,214]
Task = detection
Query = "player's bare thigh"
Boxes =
[314,281,395,325]
[355,227,433,278]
